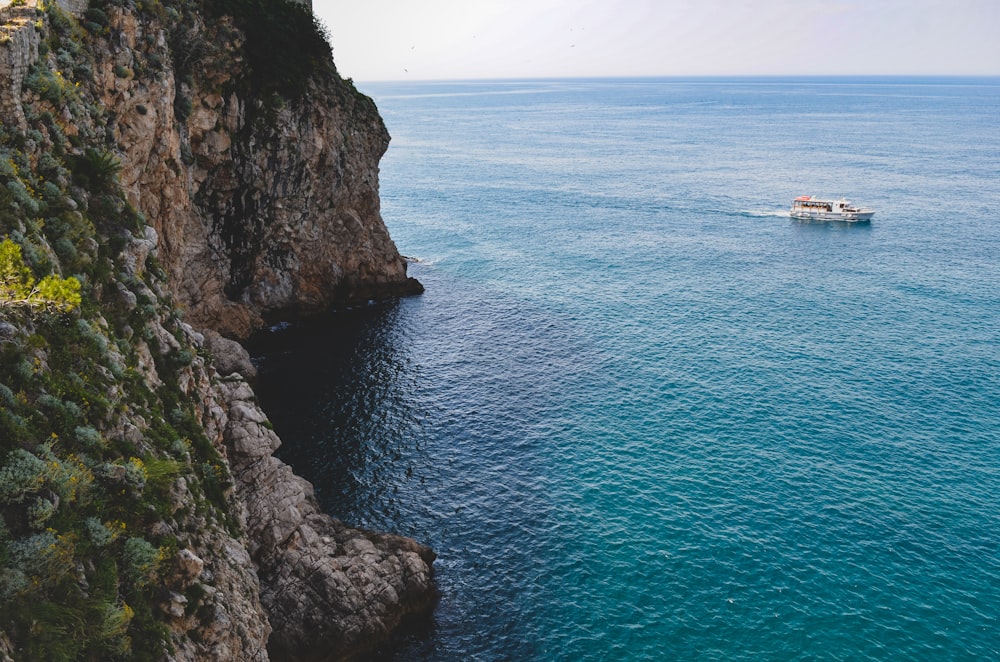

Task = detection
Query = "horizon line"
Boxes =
[348,73,1000,85]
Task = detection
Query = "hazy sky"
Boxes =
[313,0,1000,81]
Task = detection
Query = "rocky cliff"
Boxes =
[106,0,422,339]
[0,0,433,659]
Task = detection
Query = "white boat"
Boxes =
[790,195,875,222]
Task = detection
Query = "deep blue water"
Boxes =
[250,78,1000,660]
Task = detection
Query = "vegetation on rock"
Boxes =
[0,238,82,313]
[0,0,276,657]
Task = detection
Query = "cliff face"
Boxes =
[0,0,432,659]
[101,3,421,339]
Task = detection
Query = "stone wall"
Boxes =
[0,0,40,130]
[54,0,87,16]
[0,0,84,132]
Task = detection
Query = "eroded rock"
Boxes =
[211,376,436,660]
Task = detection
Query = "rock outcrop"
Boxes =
[119,218,436,661]
[97,4,422,340]
[211,377,436,660]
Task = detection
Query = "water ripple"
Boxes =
[253,78,1000,661]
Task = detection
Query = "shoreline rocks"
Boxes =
[211,375,436,660]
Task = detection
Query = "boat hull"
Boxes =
[790,210,874,222]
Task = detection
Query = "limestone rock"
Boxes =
[212,376,436,660]
[176,549,206,586]
[0,321,17,342]
[90,8,423,340]
[203,329,257,379]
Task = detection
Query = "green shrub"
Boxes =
[5,179,39,215]
[24,64,78,109]
[82,517,114,547]
[27,496,57,529]
[0,448,46,504]
[97,600,134,649]
[0,239,82,313]
[121,536,160,587]
[0,568,29,601]
[83,7,109,27]
[6,530,76,587]
[144,456,181,491]
[67,148,121,193]
[95,458,146,495]
[73,424,105,450]
[0,383,16,408]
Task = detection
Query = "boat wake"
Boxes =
[738,209,791,218]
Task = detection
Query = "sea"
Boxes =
[249,77,1000,660]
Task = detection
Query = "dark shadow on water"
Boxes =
[246,283,568,661]
[246,301,443,658]
[354,610,440,661]
[245,300,417,523]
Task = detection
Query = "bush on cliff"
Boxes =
[0,238,82,314]
[67,147,122,193]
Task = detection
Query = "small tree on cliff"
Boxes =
[0,238,81,314]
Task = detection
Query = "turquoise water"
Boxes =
[251,78,1000,660]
